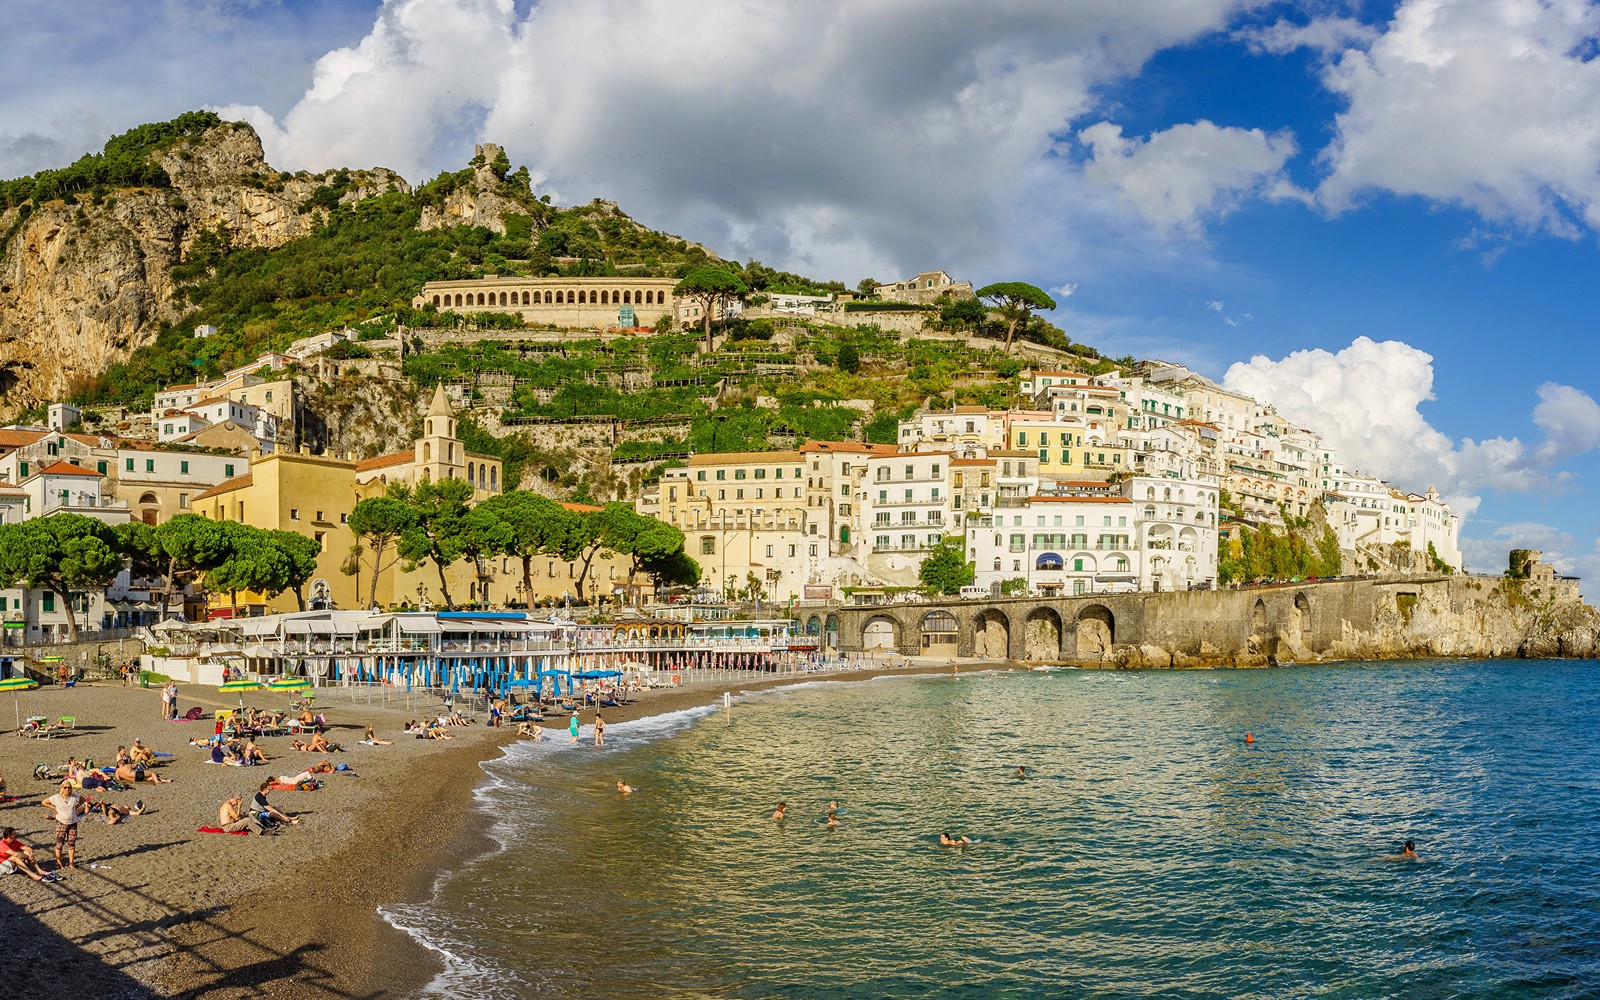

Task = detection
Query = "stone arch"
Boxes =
[138,492,159,505]
[544,291,553,304]
[477,293,486,306]
[578,290,587,304]
[423,441,432,462]
[490,467,498,491]
[1024,607,1062,660]
[432,295,440,306]
[499,292,507,306]
[600,290,609,304]
[825,613,840,645]
[623,290,632,304]
[467,462,475,486]
[805,615,821,636]
[1076,604,1115,658]
[973,609,1010,658]
[454,294,463,306]
[921,610,958,653]
[1292,591,1312,643]
[1252,598,1267,633]
[863,615,897,650]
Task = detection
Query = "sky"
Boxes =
[3,0,1599,578]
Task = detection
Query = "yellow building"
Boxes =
[187,386,630,614]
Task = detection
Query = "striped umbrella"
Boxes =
[2,675,38,729]
[219,679,265,692]
[268,677,312,692]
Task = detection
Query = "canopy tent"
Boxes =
[572,669,622,680]
[535,668,572,696]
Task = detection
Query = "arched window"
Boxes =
[600,290,609,304]
[490,467,498,491]
[499,292,507,306]
[612,289,621,303]
[523,292,531,305]
[432,295,440,306]
[644,290,654,304]
[545,291,553,304]
[478,465,487,490]
[476,293,484,306]
[423,442,432,461]
[993,558,1002,571]
[578,290,587,304]
[467,462,475,485]
[623,290,632,304]
[454,294,463,306]
[139,492,159,505]
[555,291,564,304]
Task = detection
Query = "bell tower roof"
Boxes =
[427,383,453,417]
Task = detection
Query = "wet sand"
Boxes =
[0,659,1017,998]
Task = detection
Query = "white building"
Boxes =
[861,451,956,582]
[966,495,1138,596]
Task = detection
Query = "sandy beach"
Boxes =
[0,659,1008,998]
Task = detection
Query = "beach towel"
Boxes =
[196,826,250,835]
[269,780,321,791]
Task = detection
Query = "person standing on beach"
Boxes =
[594,714,606,747]
[159,682,172,720]
[42,781,86,870]
[569,713,581,745]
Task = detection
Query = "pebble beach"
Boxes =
[0,662,982,998]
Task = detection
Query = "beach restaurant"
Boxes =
[144,610,806,695]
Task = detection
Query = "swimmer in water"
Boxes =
[1016,765,1027,777]
[772,802,787,820]
[1384,839,1419,862]
[824,810,841,829]
[939,832,972,846]
[616,780,634,795]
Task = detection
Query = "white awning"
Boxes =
[395,618,443,634]
[239,619,282,637]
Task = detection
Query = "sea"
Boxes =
[381,659,1600,998]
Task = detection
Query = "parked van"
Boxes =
[959,585,992,600]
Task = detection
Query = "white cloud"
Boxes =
[1221,337,1600,518]
[1238,15,1379,55]
[1205,300,1225,311]
[1079,119,1303,231]
[1316,0,1600,234]
[213,0,1265,280]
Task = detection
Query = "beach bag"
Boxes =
[183,706,204,721]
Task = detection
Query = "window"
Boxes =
[736,489,744,500]
[810,544,819,557]
[316,510,324,521]
[1074,558,1084,571]
[904,465,915,480]
[734,470,746,480]
[789,545,797,557]
[716,470,726,480]
[179,493,189,509]
[126,458,135,472]
[43,593,55,613]
[291,509,301,520]
[225,464,235,477]
[701,537,716,555]
[180,460,189,474]
[755,469,766,479]
[697,471,706,481]
[841,484,850,497]
[18,462,27,478]
[766,545,773,558]
[314,531,325,544]
[146,459,155,473]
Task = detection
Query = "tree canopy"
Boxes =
[393,478,475,609]
[975,281,1057,351]
[0,515,124,642]
[347,495,417,609]
[918,538,975,596]
[675,266,749,349]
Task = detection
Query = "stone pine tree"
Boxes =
[476,492,580,605]
[0,515,124,643]
[348,495,417,609]
[975,281,1056,351]
[675,266,748,351]
[393,478,474,610]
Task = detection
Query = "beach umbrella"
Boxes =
[1,675,38,729]
[268,677,312,691]
[219,679,265,692]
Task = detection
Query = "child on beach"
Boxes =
[569,714,580,744]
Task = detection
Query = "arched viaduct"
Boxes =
[797,578,1411,665]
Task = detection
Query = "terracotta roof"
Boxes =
[161,383,198,391]
[686,450,802,466]
[192,474,253,501]
[799,441,896,455]
[34,460,101,478]
[354,450,414,473]
[951,405,987,413]
[191,395,236,408]
[560,501,603,513]
[0,429,46,448]
[0,481,24,493]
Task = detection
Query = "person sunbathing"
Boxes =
[361,725,394,746]
[85,797,144,825]
[115,761,172,785]
[279,762,335,785]
[241,740,269,764]
[128,741,154,766]
[424,721,453,740]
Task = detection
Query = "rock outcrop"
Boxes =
[0,122,407,415]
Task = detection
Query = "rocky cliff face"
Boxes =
[0,123,407,414]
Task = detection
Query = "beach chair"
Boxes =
[57,715,77,730]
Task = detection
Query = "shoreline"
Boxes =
[0,659,1012,999]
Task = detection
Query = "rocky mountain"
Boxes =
[0,120,405,412]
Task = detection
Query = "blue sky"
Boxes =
[3,0,1599,579]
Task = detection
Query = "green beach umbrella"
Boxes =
[219,679,265,692]
[2,675,38,730]
[268,677,312,692]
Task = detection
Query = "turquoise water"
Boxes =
[385,660,1600,998]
